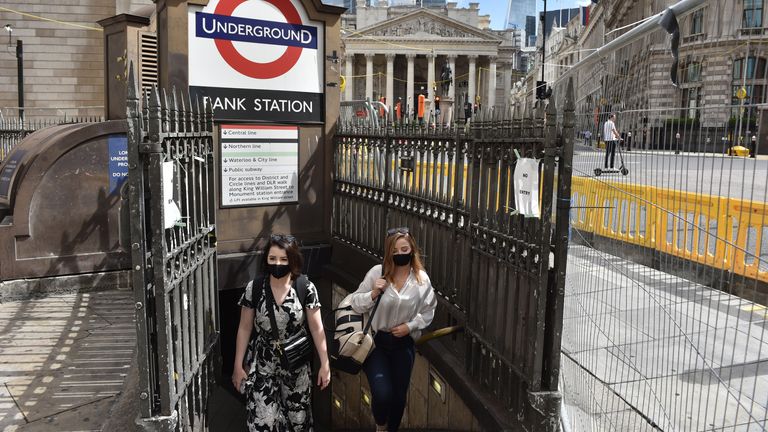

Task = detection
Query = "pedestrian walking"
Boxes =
[349,227,437,432]
[232,234,330,432]
[584,130,592,146]
[603,113,620,168]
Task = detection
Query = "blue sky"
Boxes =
[457,0,588,29]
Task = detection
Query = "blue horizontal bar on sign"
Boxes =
[195,12,318,50]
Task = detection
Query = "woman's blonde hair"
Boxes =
[382,232,424,284]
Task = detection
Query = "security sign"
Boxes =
[189,0,324,123]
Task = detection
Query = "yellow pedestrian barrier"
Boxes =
[337,147,767,284]
[571,176,768,284]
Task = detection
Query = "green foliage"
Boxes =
[727,116,758,130]
[664,117,700,128]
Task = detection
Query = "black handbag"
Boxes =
[264,276,313,371]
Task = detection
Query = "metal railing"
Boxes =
[0,117,104,164]
[332,82,575,428]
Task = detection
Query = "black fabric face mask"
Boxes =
[392,253,413,267]
[266,264,291,279]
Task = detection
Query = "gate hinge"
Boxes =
[139,143,164,154]
[136,410,178,432]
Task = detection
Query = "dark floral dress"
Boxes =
[238,277,321,432]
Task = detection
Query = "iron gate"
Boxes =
[126,67,219,431]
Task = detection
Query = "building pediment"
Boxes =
[350,9,501,42]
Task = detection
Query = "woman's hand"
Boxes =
[232,366,248,393]
[371,278,387,300]
[317,361,331,390]
[390,323,410,337]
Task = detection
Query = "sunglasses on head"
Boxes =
[270,234,296,243]
[386,227,410,236]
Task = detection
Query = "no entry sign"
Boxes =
[189,0,324,123]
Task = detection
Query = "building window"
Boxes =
[682,87,701,119]
[691,9,704,34]
[732,57,767,119]
[683,62,702,83]
[733,57,767,80]
[743,0,763,28]
[732,84,765,105]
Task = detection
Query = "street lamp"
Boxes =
[4,24,23,121]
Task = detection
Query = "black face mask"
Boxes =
[266,264,291,279]
[392,253,413,267]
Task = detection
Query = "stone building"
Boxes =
[341,0,528,119]
[0,1,153,119]
[515,0,768,150]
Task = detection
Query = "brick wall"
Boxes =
[0,1,150,119]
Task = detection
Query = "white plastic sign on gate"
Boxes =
[220,124,299,207]
[188,0,324,123]
[513,158,540,218]
[163,162,182,228]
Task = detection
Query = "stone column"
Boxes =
[468,55,477,109]
[503,62,512,108]
[365,53,374,101]
[386,53,395,109]
[488,56,497,109]
[344,54,354,101]
[427,53,436,108]
[406,53,415,116]
[156,0,189,91]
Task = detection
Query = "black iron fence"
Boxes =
[0,117,103,164]
[333,81,575,425]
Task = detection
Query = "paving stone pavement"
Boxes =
[561,245,768,432]
[0,288,135,431]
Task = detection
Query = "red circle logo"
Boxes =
[213,0,303,79]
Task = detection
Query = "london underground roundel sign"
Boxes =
[189,0,324,123]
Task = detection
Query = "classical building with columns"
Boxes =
[341,1,527,119]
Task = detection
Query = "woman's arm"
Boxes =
[405,276,438,334]
[306,308,330,390]
[349,265,382,313]
[231,306,254,392]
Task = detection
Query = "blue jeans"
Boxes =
[363,332,415,432]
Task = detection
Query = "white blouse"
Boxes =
[349,264,437,340]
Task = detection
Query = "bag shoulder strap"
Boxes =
[362,269,384,334]
[250,275,265,304]
[294,274,310,309]
[262,277,282,344]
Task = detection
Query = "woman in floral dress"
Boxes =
[232,234,330,431]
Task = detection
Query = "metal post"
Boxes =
[16,39,23,122]
[541,0,547,84]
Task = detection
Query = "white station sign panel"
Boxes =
[189,0,324,123]
[220,125,299,207]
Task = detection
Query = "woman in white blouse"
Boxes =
[350,227,437,432]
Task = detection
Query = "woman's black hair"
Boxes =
[261,234,303,279]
